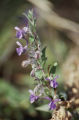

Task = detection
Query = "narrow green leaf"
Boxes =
[41,47,47,67]
[23,13,33,26]
[28,10,33,19]
[49,62,58,75]
[36,104,50,112]
[41,47,47,60]
[35,70,43,79]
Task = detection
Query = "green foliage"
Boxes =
[28,10,33,20]
[29,36,34,43]
[44,88,50,96]
[41,47,47,61]
[49,62,58,75]
[35,70,43,79]
[59,92,67,101]
[0,79,37,118]
[0,80,29,108]
[41,47,47,67]
[28,10,36,28]
[36,104,50,112]
[23,10,35,29]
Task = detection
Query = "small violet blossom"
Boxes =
[50,79,58,88]
[15,26,28,39]
[44,97,60,110]
[16,41,27,56]
[49,99,60,110]
[46,76,58,88]
[29,89,39,103]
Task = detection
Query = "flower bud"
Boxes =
[21,59,31,68]
[30,69,35,77]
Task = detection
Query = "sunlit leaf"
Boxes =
[36,104,50,112]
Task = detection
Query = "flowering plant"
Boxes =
[15,10,61,111]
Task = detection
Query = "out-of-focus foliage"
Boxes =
[0,78,37,119]
[0,0,29,64]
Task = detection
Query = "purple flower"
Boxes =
[49,101,56,110]
[44,97,60,110]
[29,90,39,103]
[46,76,58,88]
[16,41,27,56]
[49,99,60,110]
[15,27,23,39]
[50,79,58,88]
[15,26,28,39]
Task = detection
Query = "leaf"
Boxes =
[35,70,43,79]
[28,10,33,18]
[49,62,58,75]
[36,104,50,112]
[59,92,67,101]
[23,12,34,27]
[44,88,50,96]
[44,87,54,97]
[41,47,47,60]
[41,47,47,67]
[29,36,34,43]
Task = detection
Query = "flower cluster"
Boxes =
[15,10,60,110]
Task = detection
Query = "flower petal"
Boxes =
[54,99,61,103]
[16,30,23,39]
[16,47,23,56]
[29,89,34,94]
[16,41,22,46]
[30,94,36,103]
[23,27,28,33]
[50,80,58,88]
[14,26,20,31]
[49,101,56,110]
